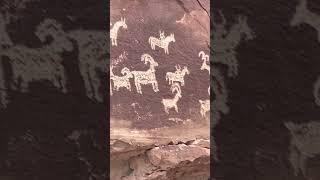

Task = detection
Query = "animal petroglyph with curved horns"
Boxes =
[131,54,159,94]
[199,51,210,73]
[148,31,175,54]
[162,83,182,114]
[165,65,190,86]
[110,17,127,46]
[291,0,320,42]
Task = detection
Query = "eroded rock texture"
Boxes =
[110,0,210,179]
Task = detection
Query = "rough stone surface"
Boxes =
[110,0,210,179]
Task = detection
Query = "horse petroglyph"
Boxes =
[110,17,127,46]
[165,65,190,86]
[131,54,159,94]
[148,31,175,54]
[162,83,182,114]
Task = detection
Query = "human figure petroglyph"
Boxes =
[165,65,190,86]
[212,11,254,77]
[66,30,108,102]
[162,83,182,114]
[291,0,320,42]
[110,66,133,92]
[110,17,127,46]
[0,12,13,108]
[131,54,159,94]
[148,31,175,54]
[199,51,210,73]
[1,19,72,94]
[284,121,320,177]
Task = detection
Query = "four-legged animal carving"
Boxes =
[131,54,159,94]
[162,83,182,114]
[110,17,127,46]
[110,66,133,92]
[148,31,175,54]
[165,65,190,86]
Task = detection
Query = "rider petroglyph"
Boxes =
[165,65,190,86]
[148,31,175,54]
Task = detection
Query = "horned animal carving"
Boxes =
[291,0,320,42]
[110,17,127,46]
[131,54,159,94]
[199,51,210,73]
[148,31,175,54]
[162,83,182,114]
[165,65,190,86]
[110,66,133,92]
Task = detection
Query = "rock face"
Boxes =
[110,0,210,179]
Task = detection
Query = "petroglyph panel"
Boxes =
[110,0,210,132]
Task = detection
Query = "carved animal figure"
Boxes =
[148,32,175,54]
[0,12,13,108]
[199,99,210,117]
[162,83,182,114]
[212,11,254,77]
[1,19,73,93]
[110,66,133,92]
[165,65,190,86]
[67,30,108,102]
[110,17,127,46]
[131,54,159,94]
[284,121,320,177]
[199,51,210,73]
[291,0,320,42]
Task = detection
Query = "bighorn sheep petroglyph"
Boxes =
[162,83,182,114]
[131,54,159,94]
